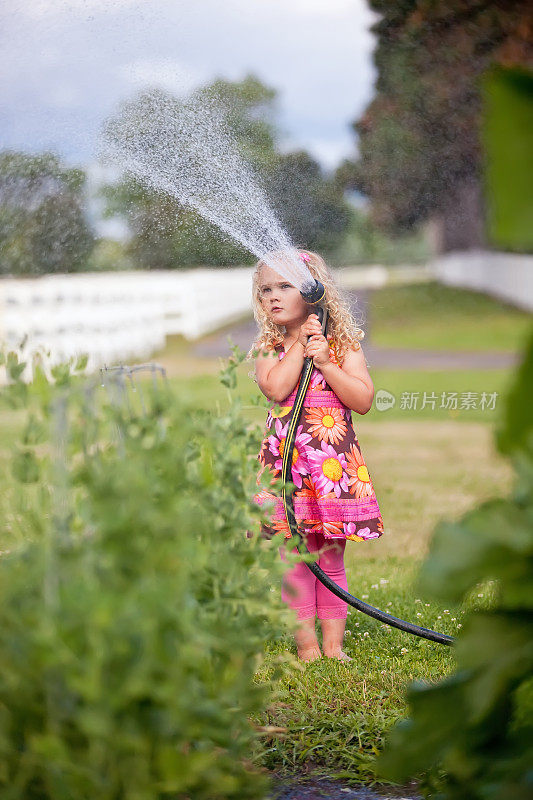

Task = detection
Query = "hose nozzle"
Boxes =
[300,279,326,306]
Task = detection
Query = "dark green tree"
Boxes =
[0,150,95,275]
[267,150,351,253]
[193,74,279,170]
[338,1,532,251]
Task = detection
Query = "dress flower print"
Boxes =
[254,339,384,543]
[267,419,312,489]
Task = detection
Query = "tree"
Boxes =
[101,75,350,268]
[267,150,350,252]
[338,1,532,251]
[0,151,95,275]
[193,74,279,170]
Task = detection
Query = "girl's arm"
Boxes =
[315,345,375,414]
[255,340,305,403]
[255,314,323,403]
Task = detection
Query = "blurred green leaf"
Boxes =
[74,353,89,372]
[11,449,40,483]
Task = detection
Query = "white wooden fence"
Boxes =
[0,267,254,381]
[432,250,533,313]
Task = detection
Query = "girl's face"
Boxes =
[258,265,310,327]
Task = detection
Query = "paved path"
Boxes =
[267,773,422,800]
[192,289,519,370]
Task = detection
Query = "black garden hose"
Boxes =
[281,291,454,647]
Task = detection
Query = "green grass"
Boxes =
[368,281,532,351]
[368,367,512,422]
[0,366,514,450]
[169,364,514,426]
[251,564,498,786]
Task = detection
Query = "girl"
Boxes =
[247,250,384,664]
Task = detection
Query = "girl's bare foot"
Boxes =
[298,645,322,662]
[320,617,351,660]
[325,648,352,662]
[294,618,322,662]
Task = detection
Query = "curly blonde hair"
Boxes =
[246,249,365,369]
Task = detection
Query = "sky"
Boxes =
[0,0,378,175]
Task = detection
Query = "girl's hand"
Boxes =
[305,332,330,368]
[297,313,323,347]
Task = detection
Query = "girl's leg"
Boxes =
[315,533,352,660]
[279,531,322,661]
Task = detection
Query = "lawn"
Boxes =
[247,414,509,786]
[367,280,532,352]
[168,364,512,426]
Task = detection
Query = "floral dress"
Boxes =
[253,338,385,543]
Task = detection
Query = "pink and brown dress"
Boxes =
[253,339,385,543]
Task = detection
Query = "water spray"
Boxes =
[281,281,454,647]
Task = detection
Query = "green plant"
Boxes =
[374,325,533,798]
[0,347,290,799]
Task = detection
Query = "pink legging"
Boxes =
[279,529,349,620]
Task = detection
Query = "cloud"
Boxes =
[294,135,359,173]
[0,0,377,169]
[13,0,141,20]
[118,58,209,95]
